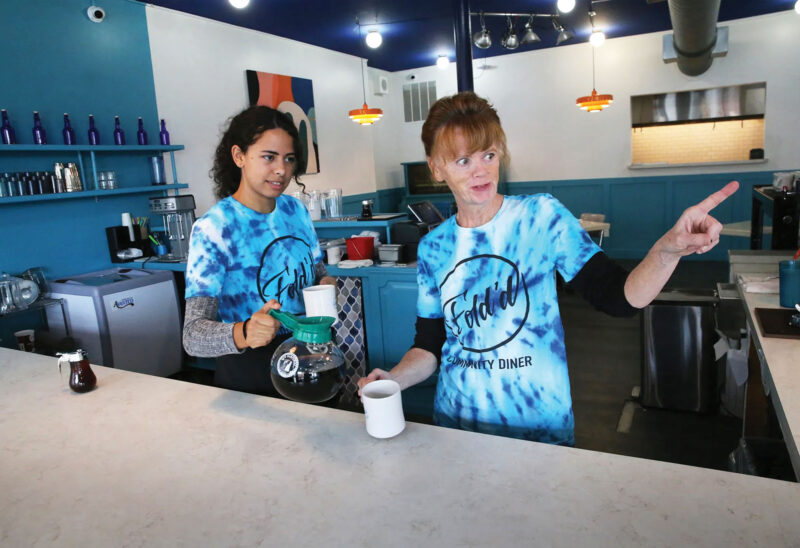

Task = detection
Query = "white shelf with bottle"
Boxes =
[0,144,186,204]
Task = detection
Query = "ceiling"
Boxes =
[141,0,797,72]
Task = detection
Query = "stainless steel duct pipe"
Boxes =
[667,0,721,76]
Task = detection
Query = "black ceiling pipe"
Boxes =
[668,0,721,76]
[453,0,474,92]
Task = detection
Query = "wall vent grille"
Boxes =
[403,81,437,123]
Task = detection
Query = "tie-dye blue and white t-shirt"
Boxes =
[185,194,323,323]
[417,194,601,444]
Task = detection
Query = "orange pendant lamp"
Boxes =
[349,101,383,125]
[576,38,613,113]
[349,21,383,126]
[576,89,614,113]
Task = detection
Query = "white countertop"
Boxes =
[738,288,800,477]
[1,347,799,547]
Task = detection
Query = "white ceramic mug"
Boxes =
[326,246,342,265]
[361,379,405,439]
[302,285,337,319]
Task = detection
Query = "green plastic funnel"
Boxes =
[268,309,334,344]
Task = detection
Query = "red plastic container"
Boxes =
[346,237,374,260]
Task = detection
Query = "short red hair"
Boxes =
[421,92,509,166]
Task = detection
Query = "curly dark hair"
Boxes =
[210,105,307,199]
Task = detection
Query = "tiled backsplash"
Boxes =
[631,118,765,165]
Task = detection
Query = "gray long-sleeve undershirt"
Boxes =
[182,261,330,358]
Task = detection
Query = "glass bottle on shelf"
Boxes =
[32,111,47,145]
[113,115,125,145]
[62,113,76,145]
[136,117,148,145]
[1,109,16,144]
[87,114,100,145]
[159,118,170,145]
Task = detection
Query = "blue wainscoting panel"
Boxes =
[551,183,606,221]
[608,179,669,258]
[501,170,782,260]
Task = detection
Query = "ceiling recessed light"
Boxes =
[795,0,800,14]
[229,0,249,8]
[590,29,606,47]
[365,30,382,49]
[436,55,450,70]
[557,0,576,13]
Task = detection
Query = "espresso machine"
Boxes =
[149,195,196,262]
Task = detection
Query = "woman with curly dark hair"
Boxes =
[183,105,335,396]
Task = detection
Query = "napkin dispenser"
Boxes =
[391,221,431,262]
[106,225,148,263]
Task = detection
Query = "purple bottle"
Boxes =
[113,116,125,145]
[62,113,76,145]
[32,111,47,145]
[88,115,100,145]
[136,117,148,145]
[159,119,170,145]
[1,109,16,144]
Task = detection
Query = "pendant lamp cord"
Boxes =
[357,16,367,105]
[589,7,597,90]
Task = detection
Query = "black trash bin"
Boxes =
[641,288,719,413]
[728,437,797,481]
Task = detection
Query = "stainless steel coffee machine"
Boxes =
[148,195,196,262]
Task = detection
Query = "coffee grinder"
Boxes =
[148,195,196,262]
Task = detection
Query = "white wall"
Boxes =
[375,11,800,188]
[147,8,800,213]
[146,6,378,216]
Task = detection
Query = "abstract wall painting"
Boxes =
[246,70,319,174]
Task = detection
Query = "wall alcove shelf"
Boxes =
[0,144,186,205]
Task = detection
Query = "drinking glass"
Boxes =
[324,188,343,219]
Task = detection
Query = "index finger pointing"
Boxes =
[696,181,739,213]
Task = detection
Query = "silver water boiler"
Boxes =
[148,195,196,261]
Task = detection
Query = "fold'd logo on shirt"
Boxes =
[258,235,315,303]
[440,254,529,353]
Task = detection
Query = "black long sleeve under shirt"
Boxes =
[411,251,640,362]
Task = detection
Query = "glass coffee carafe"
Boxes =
[268,310,345,404]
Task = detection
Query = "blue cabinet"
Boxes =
[328,264,437,420]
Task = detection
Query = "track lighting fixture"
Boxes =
[501,16,519,50]
[553,17,574,45]
[471,12,573,49]
[520,17,541,45]
[473,12,492,49]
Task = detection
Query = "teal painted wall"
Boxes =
[505,171,773,261]
[0,0,162,278]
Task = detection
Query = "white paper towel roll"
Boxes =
[121,212,134,242]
